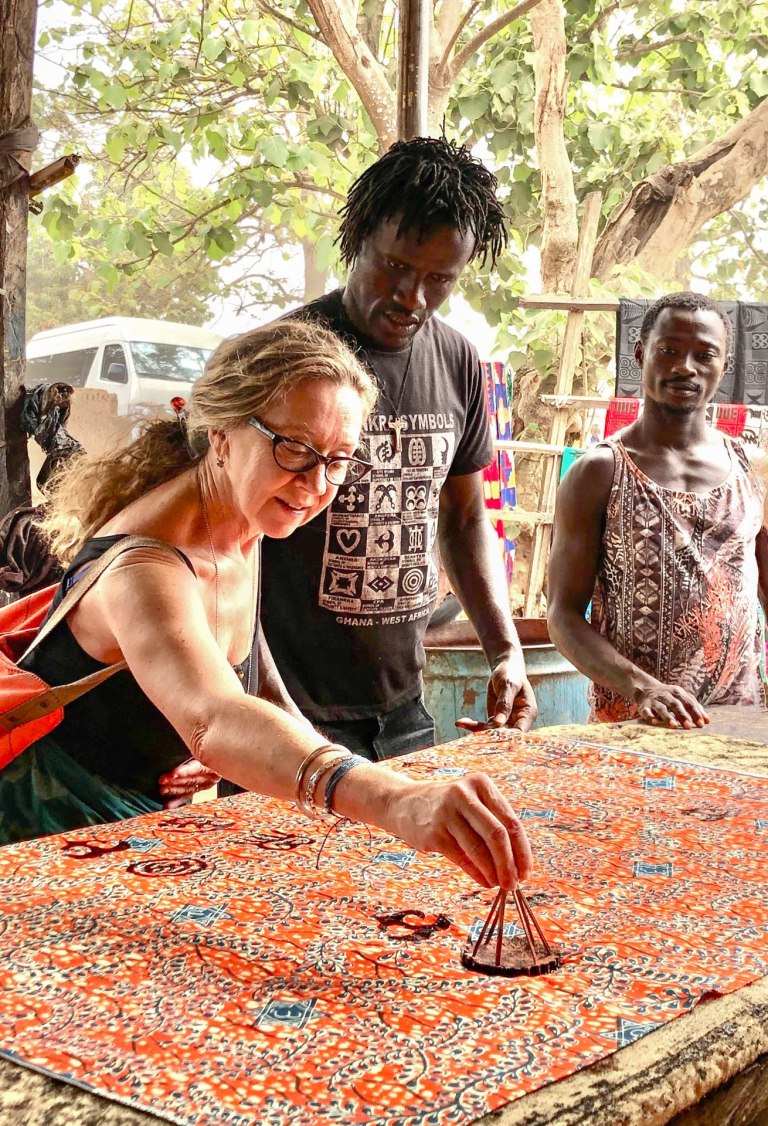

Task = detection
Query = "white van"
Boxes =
[26,317,223,416]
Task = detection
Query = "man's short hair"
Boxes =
[338,136,507,269]
[640,291,733,354]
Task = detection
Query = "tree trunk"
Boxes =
[0,0,36,517]
[530,0,578,292]
[593,97,768,281]
[305,0,397,152]
[302,238,329,303]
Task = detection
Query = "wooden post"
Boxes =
[523,191,602,617]
[0,0,37,518]
[397,0,430,139]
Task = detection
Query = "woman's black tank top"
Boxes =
[20,535,258,801]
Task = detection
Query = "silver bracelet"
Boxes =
[298,752,351,819]
[293,743,347,810]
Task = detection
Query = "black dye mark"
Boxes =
[127,857,208,878]
[250,831,313,852]
[161,815,234,831]
[61,839,133,860]
[376,909,452,943]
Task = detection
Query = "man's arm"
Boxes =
[547,449,709,729]
[438,470,537,730]
[257,632,315,730]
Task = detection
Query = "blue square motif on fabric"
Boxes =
[633,861,673,877]
[172,904,228,927]
[433,767,466,776]
[125,837,160,853]
[520,809,556,821]
[611,1017,663,1047]
[256,998,317,1030]
[468,920,523,942]
[373,850,416,869]
[757,819,768,831]
[644,776,675,791]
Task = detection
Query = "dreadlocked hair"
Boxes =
[338,136,507,269]
[42,318,376,564]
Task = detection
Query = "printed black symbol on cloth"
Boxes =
[407,436,427,466]
[328,570,360,597]
[680,803,730,821]
[161,814,234,831]
[368,574,394,594]
[376,439,396,463]
[61,839,133,860]
[374,529,396,553]
[336,484,366,512]
[249,831,314,852]
[374,483,397,511]
[404,485,428,512]
[376,909,452,943]
[334,528,362,555]
[127,857,208,878]
[400,568,425,596]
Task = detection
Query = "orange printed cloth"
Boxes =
[1,731,767,1126]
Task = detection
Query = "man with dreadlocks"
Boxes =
[259,136,537,761]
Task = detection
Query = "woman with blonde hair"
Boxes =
[0,319,531,893]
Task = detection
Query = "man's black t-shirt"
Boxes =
[260,289,493,722]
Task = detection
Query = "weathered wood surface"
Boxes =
[0,0,36,517]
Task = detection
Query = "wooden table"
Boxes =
[2,712,768,1126]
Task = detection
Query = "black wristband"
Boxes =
[323,754,367,815]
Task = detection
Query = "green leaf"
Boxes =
[152,231,174,256]
[128,226,152,258]
[749,72,768,97]
[98,263,121,288]
[313,234,335,272]
[105,132,128,162]
[201,37,226,62]
[204,226,236,260]
[491,61,517,91]
[458,93,490,120]
[101,84,128,110]
[258,135,289,168]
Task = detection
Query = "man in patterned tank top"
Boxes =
[548,291,768,728]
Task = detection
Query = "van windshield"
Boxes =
[129,342,214,383]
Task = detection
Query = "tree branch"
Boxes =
[303,0,396,149]
[449,0,544,78]
[593,97,768,281]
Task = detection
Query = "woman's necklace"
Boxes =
[197,467,258,693]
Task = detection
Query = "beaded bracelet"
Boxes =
[294,743,348,812]
[323,754,368,815]
[298,752,351,819]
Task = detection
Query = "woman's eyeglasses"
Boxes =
[248,418,372,486]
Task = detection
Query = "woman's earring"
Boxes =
[216,457,225,468]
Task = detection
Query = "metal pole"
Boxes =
[397,0,430,140]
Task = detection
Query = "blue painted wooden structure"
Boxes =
[423,644,590,744]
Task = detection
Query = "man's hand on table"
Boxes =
[158,758,221,808]
[634,679,710,730]
[486,655,538,732]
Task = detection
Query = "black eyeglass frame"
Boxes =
[247,417,372,485]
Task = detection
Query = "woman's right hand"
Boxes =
[382,772,532,889]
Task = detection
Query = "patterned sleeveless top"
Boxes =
[590,436,766,722]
